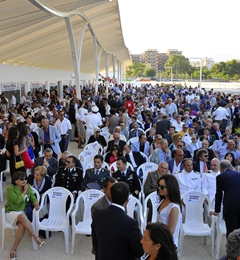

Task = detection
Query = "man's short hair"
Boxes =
[62,150,72,157]
[44,148,53,154]
[68,155,77,164]
[116,156,127,164]
[110,182,129,205]
[227,228,240,260]
[103,177,117,189]
[220,160,231,171]
[196,148,208,160]
[94,154,103,162]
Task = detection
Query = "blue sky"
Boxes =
[118,0,240,62]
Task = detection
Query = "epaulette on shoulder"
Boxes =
[194,171,200,175]
[175,170,182,174]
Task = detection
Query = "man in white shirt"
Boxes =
[202,158,220,201]
[166,98,178,118]
[20,92,26,104]
[55,110,72,153]
[10,92,16,110]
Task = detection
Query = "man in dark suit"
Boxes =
[156,115,171,137]
[193,140,215,161]
[129,123,144,139]
[91,182,144,260]
[193,148,211,177]
[58,150,82,168]
[33,148,58,178]
[81,155,110,191]
[54,155,83,201]
[211,160,240,237]
[91,177,117,216]
[106,133,126,153]
[123,145,146,171]
[163,126,176,145]
[199,128,216,146]
[112,157,141,198]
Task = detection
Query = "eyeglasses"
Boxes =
[114,138,120,140]
[192,139,196,140]
[18,177,27,181]
[60,114,64,116]
[158,185,167,190]
[96,131,100,133]
[66,161,72,164]
[157,138,162,140]
[204,155,209,157]
[177,145,183,147]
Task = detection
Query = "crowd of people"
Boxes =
[3,81,240,259]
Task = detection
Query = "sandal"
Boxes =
[10,251,17,260]
[35,237,46,247]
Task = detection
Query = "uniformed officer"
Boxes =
[202,158,220,201]
[54,155,83,201]
[112,156,141,198]
[81,155,110,191]
[175,158,201,196]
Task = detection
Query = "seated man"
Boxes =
[33,148,58,178]
[144,161,169,197]
[123,144,146,171]
[131,134,150,157]
[112,156,141,198]
[150,138,171,165]
[106,133,126,153]
[108,126,127,142]
[129,123,144,139]
[54,155,83,200]
[193,148,211,177]
[81,155,110,191]
[167,149,184,175]
[58,150,82,168]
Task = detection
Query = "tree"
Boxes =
[126,62,146,78]
[164,54,192,74]
[145,68,156,77]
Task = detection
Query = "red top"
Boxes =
[125,100,134,116]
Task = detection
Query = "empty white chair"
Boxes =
[34,187,74,254]
[109,161,134,172]
[71,189,104,255]
[126,195,144,233]
[85,161,110,171]
[143,191,160,229]
[127,137,139,145]
[84,141,103,155]
[78,150,98,172]
[2,186,40,250]
[179,191,215,258]
[137,162,158,203]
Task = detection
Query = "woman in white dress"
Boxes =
[157,174,182,248]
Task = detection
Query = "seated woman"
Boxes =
[104,144,122,165]
[87,127,107,148]
[141,222,178,260]
[168,133,182,153]
[28,166,53,197]
[150,134,162,155]
[5,171,45,260]
[157,174,182,248]
[224,152,238,171]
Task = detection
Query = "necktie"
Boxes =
[134,131,137,137]
[203,162,207,173]
[95,169,99,175]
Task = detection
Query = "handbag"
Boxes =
[25,202,33,222]
[15,154,25,169]
[21,151,34,169]
[27,146,35,160]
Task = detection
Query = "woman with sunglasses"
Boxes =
[5,171,45,260]
[104,144,122,165]
[150,134,162,155]
[87,127,107,147]
[157,174,182,248]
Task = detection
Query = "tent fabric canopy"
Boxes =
[0,0,131,73]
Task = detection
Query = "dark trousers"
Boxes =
[224,209,240,237]
[59,135,69,153]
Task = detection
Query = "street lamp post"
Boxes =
[189,57,202,89]
[165,66,172,84]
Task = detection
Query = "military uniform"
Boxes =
[175,169,201,196]
[202,170,220,200]
[81,168,110,191]
[112,169,141,198]
[54,166,83,193]
[144,170,162,197]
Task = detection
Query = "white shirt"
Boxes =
[75,107,87,121]
[172,160,181,175]
[85,113,102,130]
[175,169,201,196]
[201,170,220,200]
[212,107,229,120]
[128,151,137,168]
[20,95,26,104]
[55,118,72,135]
[11,95,16,105]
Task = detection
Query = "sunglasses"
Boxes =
[66,161,72,164]
[19,177,27,181]
[204,155,209,157]
[157,138,162,140]
[177,145,183,147]
[96,131,100,133]
[158,185,167,190]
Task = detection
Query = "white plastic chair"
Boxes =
[100,126,109,133]
[78,150,98,172]
[126,195,144,234]
[214,202,226,259]
[2,186,40,250]
[137,162,158,203]
[127,137,139,145]
[109,161,134,172]
[0,171,4,201]
[179,191,214,258]
[84,141,103,155]
[85,161,110,172]
[34,187,74,254]
[71,189,104,255]
[139,151,149,163]
[143,191,160,229]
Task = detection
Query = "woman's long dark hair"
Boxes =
[6,126,18,148]
[158,174,182,211]
[17,122,28,144]
[224,152,237,167]
[146,222,178,260]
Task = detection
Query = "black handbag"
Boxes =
[25,202,33,222]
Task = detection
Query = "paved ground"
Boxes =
[0,141,227,260]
